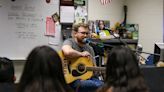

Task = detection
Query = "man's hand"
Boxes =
[81,51,91,57]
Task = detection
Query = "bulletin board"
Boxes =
[0,0,61,60]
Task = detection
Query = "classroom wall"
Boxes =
[14,0,163,83]
[0,0,61,60]
[89,0,163,57]
[14,0,126,83]
[126,0,163,57]
[88,0,125,27]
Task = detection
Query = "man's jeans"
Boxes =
[70,77,104,92]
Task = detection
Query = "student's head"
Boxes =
[105,46,148,92]
[106,46,140,82]
[18,45,68,92]
[0,57,15,83]
[72,23,90,43]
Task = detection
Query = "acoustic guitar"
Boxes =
[58,51,105,84]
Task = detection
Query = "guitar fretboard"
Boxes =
[86,67,105,71]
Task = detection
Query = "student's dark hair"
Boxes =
[0,57,15,83]
[18,45,72,92]
[104,46,148,92]
[98,20,105,26]
[72,23,89,32]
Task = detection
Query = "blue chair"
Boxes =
[145,55,154,65]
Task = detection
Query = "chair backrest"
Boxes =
[141,67,164,92]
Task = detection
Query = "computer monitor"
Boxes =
[153,43,164,64]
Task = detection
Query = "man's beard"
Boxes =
[77,38,85,44]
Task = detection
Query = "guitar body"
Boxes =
[59,51,94,84]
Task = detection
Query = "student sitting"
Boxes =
[97,46,149,92]
[0,57,16,92]
[17,45,73,92]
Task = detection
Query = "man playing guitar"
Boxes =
[61,23,104,92]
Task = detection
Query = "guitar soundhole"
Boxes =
[78,64,85,72]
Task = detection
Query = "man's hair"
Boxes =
[0,57,15,83]
[72,23,89,32]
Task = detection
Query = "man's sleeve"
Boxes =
[63,39,72,46]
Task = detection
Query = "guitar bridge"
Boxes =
[72,69,86,77]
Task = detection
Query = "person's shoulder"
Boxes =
[63,38,73,44]
[63,38,75,47]
[106,87,113,92]
[64,38,74,42]
[64,38,71,41]
[96,86,113,92]
[0,83,15,92]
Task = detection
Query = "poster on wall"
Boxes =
[88,20,96,33]
[95,20,110,39]
[60,6,74,23]
[74,0,86,6]
[88,20,110,34]
[74,6,87,24]
[74,0,87,24]
[125,24,139,40]
[88,20,110,39]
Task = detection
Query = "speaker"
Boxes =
[141,67,164,92]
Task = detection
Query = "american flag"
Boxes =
[100,0,112,5]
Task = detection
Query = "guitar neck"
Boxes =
[86,66,105,71]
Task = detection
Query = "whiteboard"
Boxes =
[0,0,61,60]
